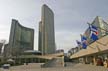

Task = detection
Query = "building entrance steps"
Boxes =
[41,57,64,68]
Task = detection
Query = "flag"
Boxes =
[81,35,88,49]
[89,24,98,35]
[84,27,91,44]
[76,40,81,46]
[89,25,98,41]
[91,32,98,41]
[84,28,91,38]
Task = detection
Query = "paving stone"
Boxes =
[0,63,108,71]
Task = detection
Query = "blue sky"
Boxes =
[0,0,108,52]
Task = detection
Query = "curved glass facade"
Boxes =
[9,19,34,56]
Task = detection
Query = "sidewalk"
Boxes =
[0,63,108,71]
[70,63,108,71]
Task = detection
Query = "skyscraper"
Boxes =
[38,4,56,55]
[9,19,34,56]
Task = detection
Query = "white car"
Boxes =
[2,64,10,69]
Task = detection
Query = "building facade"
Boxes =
[91,16,106,38]
[82,16,108,45]
[38,4,56,55]
[9,19,34,56]
[70,16,108,67]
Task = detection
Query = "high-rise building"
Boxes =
[9,19,34,56]
[38,4,56,55]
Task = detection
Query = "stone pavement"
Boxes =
[0,63,108,71]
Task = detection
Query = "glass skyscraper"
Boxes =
[38,4,56,55]
[9,19,34,56]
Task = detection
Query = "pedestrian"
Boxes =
[104,59,108,68]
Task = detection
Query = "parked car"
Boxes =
[2,64,10,69]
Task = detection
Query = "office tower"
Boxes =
[38,4,56,55]
[9,19,34,56]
